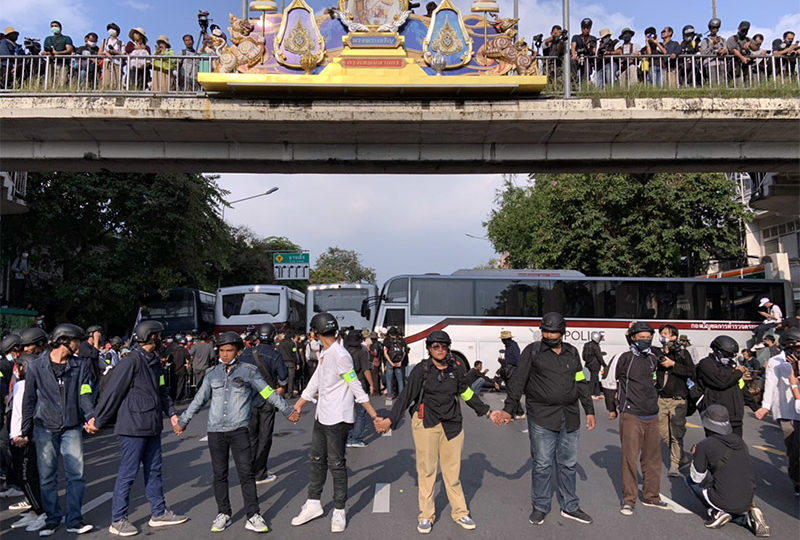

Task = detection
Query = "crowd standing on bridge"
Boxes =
[0,304,799,536]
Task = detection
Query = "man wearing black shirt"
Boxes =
[570,18,597,86]
[655,324,695,477]
[501,331,523,417]
[494,313,595,526]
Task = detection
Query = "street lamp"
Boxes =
[465,233,489,240]
[221,186,279,221]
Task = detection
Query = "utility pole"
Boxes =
[712,0,717,18]
[563,0,570,98]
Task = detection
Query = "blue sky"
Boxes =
[3,1,798,284]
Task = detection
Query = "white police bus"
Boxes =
[372,270,793,375]
[215,284,306,336]
[306,282,378,332]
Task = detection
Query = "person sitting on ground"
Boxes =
[465,361,498,394]
[686,404,770,536]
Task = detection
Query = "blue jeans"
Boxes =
[347,402,369,444]
[685,475,749,526]
[34,426,85,528]
[470,378,494,395]
[527,417,580,514]
[385,366,404,397]
[111,435,167,522]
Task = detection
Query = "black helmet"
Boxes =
[217,331,244,349]
[310,312,338,336]
[344,329,363,347]
[627,321,655,336]
[425,330,452,347]
[387,326,401,337]
[19,327,48,347]
[540,312,566,334]
[258,323,277,342]
[86,325,103,336]
[133,320,164,343]
[50,323,86,344]
[682,25,695,36]
[710,335,739,357]
[779,327,800,347]
[14,352,36,368]
[0,334,21,355]
[109,336,123,347]
[580,18,592,29]
[708,18,721,29]
[738,20,750,32]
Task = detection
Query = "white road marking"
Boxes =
[382,429,392,437]
[385,399,393,407]
[658,493,693,514]
[372,483,391,513]
[199,436,208,442]
[82,492,112,514]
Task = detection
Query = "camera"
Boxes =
[24,37,41,54]
[197,10,211,34]
[408,1,421,11]
[532,33,543,48]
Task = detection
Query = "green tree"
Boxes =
[310,247,376,284]
[485,173,750,277]
[220,229,303,287]
[1,172,230,333]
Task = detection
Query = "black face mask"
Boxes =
[542,336,562,348]
[634,339,652,353]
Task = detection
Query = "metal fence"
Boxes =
[0,53,797,96]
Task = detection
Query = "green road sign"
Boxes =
[273,252,310,265]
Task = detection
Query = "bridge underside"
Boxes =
[1,96,798,174]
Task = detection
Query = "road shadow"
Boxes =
[589,444,623,500]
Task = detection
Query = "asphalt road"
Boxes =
[1,392,798,539]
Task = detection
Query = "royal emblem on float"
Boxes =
[423,0,473,69]
[273,0,325,71]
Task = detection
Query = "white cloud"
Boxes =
[0,0,92,39]
[216,173,503,284]
[120,1,154,12]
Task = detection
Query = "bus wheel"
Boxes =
[451,351,470,370]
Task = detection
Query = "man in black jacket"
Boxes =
[278,331,301,396]
[493,313,595,526]
[687,404,770,536]
[79,324,104,394]
[695,335,758,437]
[615,321,668,516]
[20,324,95,535]
[582,331,605,400]
[89,321,187,537]
[656,324,695,477]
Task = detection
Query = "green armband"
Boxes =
[575,371,586,382]
[159,375,165,386]
[260,385,275,399]
[460,387,474,401]
[80,384,93,395]
[342,370,357,383]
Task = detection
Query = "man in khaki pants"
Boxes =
[377,331,492,534]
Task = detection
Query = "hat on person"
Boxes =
[500,330,513,339]
[128,27,147,43]
[156,35,170,47]
[598,28,612,39]
[678,335,692,346]
[758,297,770,307]
[619,27,635,39]
[701,404,733,435]
[107,22,121,35]
[3,27,19,41]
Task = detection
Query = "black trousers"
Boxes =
[173,370,187,402]
[249,402,276,480]
[589,369,602,396]
[208,428,259,518]
[11,442,43,514]
[308,420,351,509]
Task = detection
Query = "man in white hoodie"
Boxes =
[754,328,800,496]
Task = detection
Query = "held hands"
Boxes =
[83,418,99,435]
[11,436,28,447]
[754,408,769,420]
[490,410,512,426]
[171,415,184,436]
[374,417,391,433]
[287,410,301,423]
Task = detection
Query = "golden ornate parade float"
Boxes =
[198,0,547,95]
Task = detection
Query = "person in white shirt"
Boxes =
[291,313,386,533]
[755,328,800,496]
[754,297,783,344]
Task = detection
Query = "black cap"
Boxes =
[581,18,592,28]
[701,404,733,435]
[258,323,277,342]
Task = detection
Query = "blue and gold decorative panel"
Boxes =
[274,0,326,69]
[422,0,473,69]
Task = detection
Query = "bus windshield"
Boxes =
[313,288,370,313]
[222,292,281,317]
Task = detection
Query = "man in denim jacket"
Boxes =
[176,332,298,534]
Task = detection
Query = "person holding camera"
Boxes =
[542,25,566,77]
[42,20,74,87]
[570,18,597,87]
[699,18,728,86]
[725,20,752,83]
[753,327,800,497]
[152,35,176,93]
[655,324,695,477]
[125,27,151,91]
[679,25,703,86]
[615,28,639,87]
[654,26,681,87]
[596,28,620,87]
[772,30,798,76]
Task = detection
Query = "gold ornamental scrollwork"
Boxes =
[431,19,463,55]
[285,18,312,54]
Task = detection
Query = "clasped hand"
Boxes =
[374,417,391,433]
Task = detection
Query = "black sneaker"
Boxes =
[528,509,546,525]
[65,523,93,534]
[642,499,669,510]
[704,509,732,529]
[560,508,593,524]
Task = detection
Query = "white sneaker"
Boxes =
[11,511,37,528]
[26,514,47,532]
[331,509,346,533]
[245,514,269,533]
[291,500,323,526]
[8,499,31,511]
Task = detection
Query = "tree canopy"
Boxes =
[310,247,376,284]
[485,173,749,277]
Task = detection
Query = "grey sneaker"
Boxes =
[748,506,770,537]
[704,509,732,529]
[66,523,93,534]
[255,474,277,484]
[149,510,188,527]
[210,513,231,533]
[455,516,476,530]
[109,519,139,537]
[417,519,432,534]
[245,514,269,533]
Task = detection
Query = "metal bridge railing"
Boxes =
[0,53,797,96]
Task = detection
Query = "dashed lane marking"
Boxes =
[372,483,391,513]
[82,492,112,514]
[199,436,208,442]
[753,445,786,456]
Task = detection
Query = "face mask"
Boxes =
[542,336,562,348]
[108,29,118,37]
[738,30,748,38]
[87,41,97,47]
[212,28,222,37]
[659,336,669,346]
[51,27,61,35]
[634,339,652,353]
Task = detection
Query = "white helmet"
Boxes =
[591,331,603,343]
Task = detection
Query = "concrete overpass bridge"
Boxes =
[0,95,798,174]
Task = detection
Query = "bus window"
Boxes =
[384,278,409,303]
[475,280,539,317]
[222,292,280,318]
[607,281,639,319]
[730,282,786,321]
[561,281,595,318]
[411,278,472,316]
[383,308,405,334]
[695,282,732,320]
[540,280,566,315]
